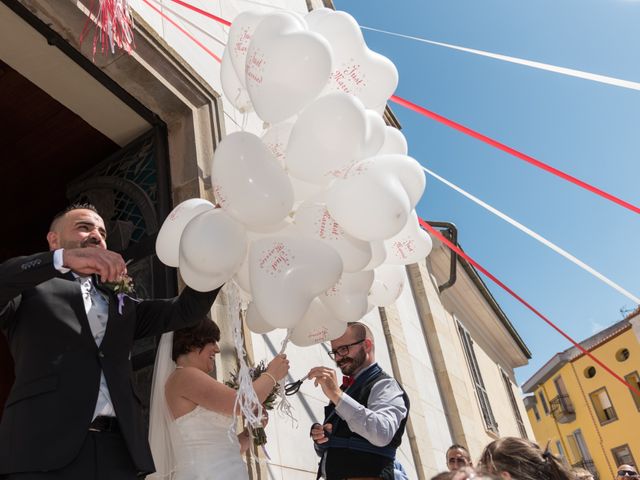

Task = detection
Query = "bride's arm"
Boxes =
[171,355,289,416]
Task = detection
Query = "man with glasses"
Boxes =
[308,322,410,480]
[617,465,639,480]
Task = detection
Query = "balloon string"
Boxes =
[419,217,640,398]
[225,283,263,440]
[275,330,297,425]
[241,111,249,131]
[279,329,291,355]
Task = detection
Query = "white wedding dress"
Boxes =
[170,406,249,480]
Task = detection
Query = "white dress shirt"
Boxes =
[54,248,116,419]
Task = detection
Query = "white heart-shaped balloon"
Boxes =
[179,209,248,292]
[362,240,387,271]
[363,110,386,158]
[221,48,253,113]
[245,12,332,123]
[326,155,425,241]
[286,92,368,185]
[245,302,275,334]
[368,265,405,307]
[321,270,374,323]
[233,220,296,294]
[261,121,295,168]
[306,9,398,113]
[289,299,348,347]
[384,210,433,265]
[290,176,325,207]
[378,126,408,155]
[249,236,343,328]
[294,199,371,272]
[212,131,294,228]
[156,199,215,267]
[227,11,266,87]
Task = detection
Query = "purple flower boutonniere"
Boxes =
[104,274,137,314]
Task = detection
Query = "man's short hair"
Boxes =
[347,322,373,343]
[447,444,471,459]
[50,203,101,231]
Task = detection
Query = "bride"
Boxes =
[148,318,289,479]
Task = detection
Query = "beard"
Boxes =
[337,347,366,376]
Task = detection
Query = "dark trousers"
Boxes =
[4,431,139,480]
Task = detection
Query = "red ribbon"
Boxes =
[390,95,639,215]
[141,0,222,63]
[419,217,640,397]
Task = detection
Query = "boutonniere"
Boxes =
[104,274,137,314]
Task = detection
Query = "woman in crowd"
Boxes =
[478,437,573,480]
[571,467,594,480]
[149,318,289,479]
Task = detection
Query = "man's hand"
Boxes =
[62,248,127,283]
[307,367,342,404]
[310,422,332,444]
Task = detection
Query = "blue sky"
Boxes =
[333,0,640,385]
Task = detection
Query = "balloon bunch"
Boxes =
[156,8,433,348]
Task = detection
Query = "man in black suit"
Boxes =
[0,204,219,479]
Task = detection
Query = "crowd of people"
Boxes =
[431,442,639,480]
[0,202,637,480]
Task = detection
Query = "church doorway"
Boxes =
[0,3,176,419]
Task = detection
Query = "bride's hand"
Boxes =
[266,354,289,381]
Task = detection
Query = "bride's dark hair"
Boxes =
[172,317,221,361]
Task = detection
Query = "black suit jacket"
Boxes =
[0,251,219,475]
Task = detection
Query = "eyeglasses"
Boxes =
[327,339,365,359]
[618,471,638,477]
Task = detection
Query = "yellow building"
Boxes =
[522,311,640,479]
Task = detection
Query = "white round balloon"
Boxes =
[294,199,372,272]
[321,270,374,323]
[156,198,215,268]
[378,126,408,155]
[245,302,275,334]
[289,299,348,347]
[325,155,426,241]
[362,240,387,271]
[212,131,294,228]
[384,211,433,265]
[179,209,248,292]
[286,92,368,185]
[368,265,405,307]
